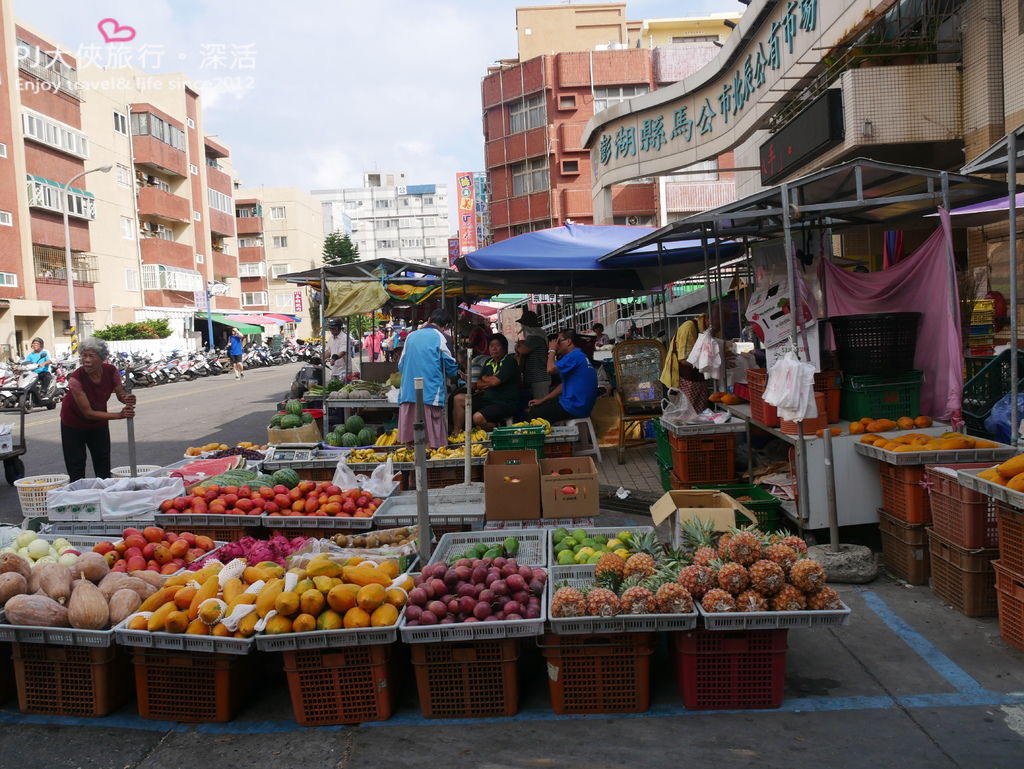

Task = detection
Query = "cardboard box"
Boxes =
[539,456,599,519]
[484,450,540,520]
[650,490,758,547]
[267,421,322,446]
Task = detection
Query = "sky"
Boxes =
[14,0,731,205]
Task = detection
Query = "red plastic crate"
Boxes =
[996,503,1024,576]
[993,561,1024,652]
[814,370,843,423]
[13,643,132,717]
[410,639,519,718]
[878,465,930,524]
[672,629,787,710]
[283,644,397,726]
[133,650,248,722]
[669,433,736,484]
[926,465,998,549]
[780,393,828,435]
[926,528,998,617]
[544,442,574,459]
[748,382,780,428]
[747,368,769,389]
[159,522,259,542]
[540,633,652,714]
[878,509,930,585]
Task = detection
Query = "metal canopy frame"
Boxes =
[961,124,1024,444]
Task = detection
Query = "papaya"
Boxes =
[996,455,1024,479]
[225,592,257,613]
[306,559,342,579]
[938,438,971,450]
[356,583,386,611]
[186,618,210,635]
[147,602,177,632]
[211,622,231,637]
[392,574,414,592]
[294,578,315,594]
[256,579,284,618]
[973,439,999,448]
[896,416,915,430]
[139,585,180,613]
[343,607,370,628]
[198,598,227,626]
[274,591,301,617]
[1008,472,1024,493]
[256,562,285,579]
[316,610,343,630]
[370,603,399,627]
[164,610,189,634]
[860,434,881,444]
[243,567,269,585]
[312,576,335,593]
[174,586,197,610]
[222,577,244,604]
[127,614,148,630]
[327,583,360,613]
[265,615,293,634]
[342,564,390,587]
[978,468,1003,482]
[300,588,325,616]
[914,415,933,428]
[292,613,316,633]
[385,588,408,608]
[378,560,399,580]
[237,612,259,637]
[849,422,865,435]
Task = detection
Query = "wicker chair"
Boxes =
[612,339,666,463]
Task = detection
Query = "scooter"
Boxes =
[15,362,58,409]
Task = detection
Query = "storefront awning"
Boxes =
[27,174,95,198]
[225,313,285,328]
[265,313,301,323]
[195,312,262,334]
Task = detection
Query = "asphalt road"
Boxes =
[0,363,300,525]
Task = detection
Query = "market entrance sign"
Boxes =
[582,0,876,200]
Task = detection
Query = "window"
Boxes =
[271,263,291,279]
[17,38,78,94]
[143,174,171,193]
[129,112,186,151]
[0,143,7,158]
[26,175,96,220]
[238,237,262,248]
[558,94,577,110]
[0,211,10,226]
[207,188,233,214]
[192,210,202,221]
[190,164,199,175]
[120,216,134,240]
[561,159,580,174]
[242,291,268,306]
[511,157,549,196]
[235,205,261,218]
[400,238,423,248]
[0,272,17,287]
[510,93,546,134]
[345,200,358,209]
[116,164,131,186]
[511,220,551,235]
[378,219,398,229]
[195,253,204,264]
[21,109,89,158]
[423,196,434,205]
[268,206,286,219]
[593,85,649,113]
[239,262,266,277]
[113,111,128,135]
[375,199,393,209]
[123,269,139,292]
[186,117,195,129]
[424,238,436,247]
[275,292,294,307]
[141,264,202,291]
[142,222,174,240]
[376,239,397,249]
[272,236,288,248]
[671,35,718,43]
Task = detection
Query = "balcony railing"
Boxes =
[33,246,99,283]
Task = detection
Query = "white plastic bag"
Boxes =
[661,387,698,425]
[763,353,817,422]
[686,330,723,380]
[331,455,398,497]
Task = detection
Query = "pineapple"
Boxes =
[595,552,626,581]
[692,545,718,567]
[551,586,587,618]
[735,589,769,612]
[789,557,827,593]
[627,530,663,558]
[713,559,750,595]
[655,582,694,614]
[594,567,623,594]
[586,587,621,616]
[748,559,785,596]
[701,588,737,613]
[623,552,658,580]
[727,527,763,565]
[806,586,843,611]
[780,535,809,554]
[717,531,733,559]
[680,516,718,566]
[677,564,715,598]
[766,543,798,575]
[620,585,656,614]
[771,583,807,611]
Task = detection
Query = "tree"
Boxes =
[323,231,359,266]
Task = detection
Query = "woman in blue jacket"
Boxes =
[397,310,458,448]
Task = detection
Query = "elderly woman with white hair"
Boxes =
[59,337,136,481]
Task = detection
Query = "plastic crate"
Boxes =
[491,425,546,455]
[878,509,930,585]
[925,465,999,548]
[879,467,930,524]
[780,393,827,435]
[133,649,248,722]
[403,464,483,490]
[839,370,923,421]
[691,483,783,529]
[747,368,769,389]
[544,442,573,459]
[653,420,672,466]
[695,601,851,631]
[669,432,736,485]
[828,313,921,375]
[0,642,12,703]
[658,457,673,492]
[14,474,70,517]
[996,503,1024,576]
[962,350,1024,435]
[158,521,259,543]
[672,628,787,710]
[13,643,131,717]
[926,529,998,617]
[410,638,519,718]
[994,561,1024,652]
[749,390,780,428]
[428,529,548,567]
[282,643,397,726]
[539,632,653,714]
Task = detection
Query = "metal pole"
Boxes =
[464,345,473,485]
[320,266,328,385]
[700,225,712,323]
[1008,132,1019,444]
[713,225,727,391]
[206,287,215,351]
[124,374,137,478]
[61,166,110,356]
[940,173,964,431]
[413,377,431,563]
[823,427,840,553]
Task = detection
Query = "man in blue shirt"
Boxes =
[527,329,598,423]
[397,310,459,448]
[25,337,51,391]
[227,328,244,380]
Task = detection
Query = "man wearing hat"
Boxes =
[324,318,355,380]
[514,309,550,402]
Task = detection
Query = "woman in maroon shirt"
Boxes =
[59,338,137,481]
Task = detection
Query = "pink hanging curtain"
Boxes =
[818,209,962,419]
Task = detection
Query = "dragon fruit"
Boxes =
[187,535,308,570]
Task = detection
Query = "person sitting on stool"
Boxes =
[527,329,597,423]
[453,333,520,430]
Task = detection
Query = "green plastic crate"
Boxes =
[692,483,783,529]
[962,350,1024,438]
[491,425,546,457]
[653,420,672,466]
[658,458,673,492]
[839,370,923,421]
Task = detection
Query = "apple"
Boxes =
[103,551,118,566]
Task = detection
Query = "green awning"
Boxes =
[27,174,95,198]
[196,312,261,334]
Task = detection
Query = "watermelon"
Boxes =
[356,428,375,446]
[272,468,301,489]
[270,414,285,428]
[341,432,360,447]
[285,399,303,416]
[280,414,302,429]
[344,414,365,433]
[301,412,313,424]
[254,474,276,488]
[326,432,342,447]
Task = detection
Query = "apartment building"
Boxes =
[233,187,323,338]
[312,172,450,267]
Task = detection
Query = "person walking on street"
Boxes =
[527,329,598,423]
[228,328,245,379]
[397,310,458,449]
[60,337,136,482]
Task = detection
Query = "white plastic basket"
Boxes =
[14,474,70,517]
[111,465,162,478]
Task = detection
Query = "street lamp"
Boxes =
[62,165,112,355]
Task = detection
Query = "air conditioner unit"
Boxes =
[396,186,407,195]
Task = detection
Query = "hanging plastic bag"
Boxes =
[686,330,722,380]
[661,387,698,425]
[331,455,398,497]
[763,352,817,421]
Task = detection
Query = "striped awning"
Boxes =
[195,312,262,334]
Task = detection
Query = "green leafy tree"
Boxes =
[94,320,172,341]
[322,231,359,266]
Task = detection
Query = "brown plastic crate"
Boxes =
[159,522,259,542]
[283,644,396,726]
[879,470,930,524]
[540,632,652,714]
[926,528,998,617]
[925,464,997,548]
[544,442,574,459]
[879,463,926,484]
[878,509,929,585]
[814,371,843,423]
[996,503,1024,576]
[410,638,518,718]
[993,561,1024,652]
[13,643,131,717]
[133,650,248,722]
[403,465,483,490]
[670,433,736,484]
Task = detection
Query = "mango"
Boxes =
[370,603,398,627]
[292,613,316,633]
[300,588,325,616]
[316,610,343,630]
[327,583,360,613]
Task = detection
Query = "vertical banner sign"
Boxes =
[456,171,478,255]
[448,238,460,268]
[293,292,303,312]
[194,290,209,311]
